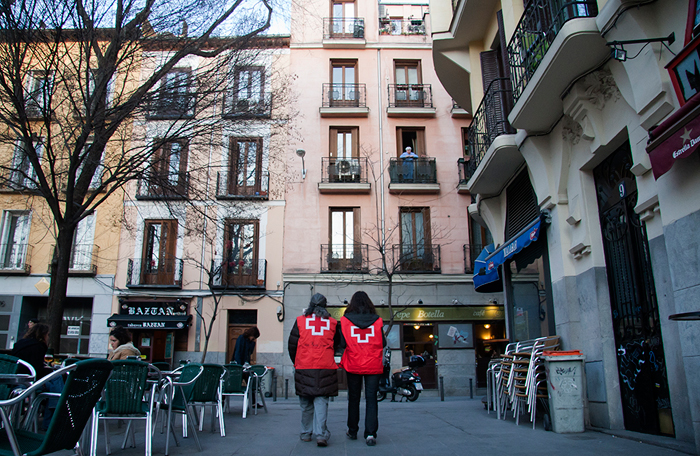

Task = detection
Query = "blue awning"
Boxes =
[473,216,544,293]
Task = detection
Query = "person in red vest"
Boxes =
[288,293,340,447]
[339,291,386,446]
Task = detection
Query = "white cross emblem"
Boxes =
[306,315,330,335]
[350,325,374,343]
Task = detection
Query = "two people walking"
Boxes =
[288,291,386,447]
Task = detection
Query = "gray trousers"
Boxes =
[299,395,330,440]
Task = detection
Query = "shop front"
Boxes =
[107,300,192,368]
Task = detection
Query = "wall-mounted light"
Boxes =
[413,325,420,330]
[418,299,423,305]
[429,334,434,339]
[607,32,675,62]
[296,149,306,179]
[343,299,348,305]
[484,324,491,329]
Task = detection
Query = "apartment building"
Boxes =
[282,0,502,395]
[432,0,700,450]
[111,36,290,371]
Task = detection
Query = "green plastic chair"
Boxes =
[247,365,268,414]
[188,364,225,436]
[89,360,158,456]
[0,359,113,456]
[162,363,204,454]
[220,364,250,418]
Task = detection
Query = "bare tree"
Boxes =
[0,0,280,350]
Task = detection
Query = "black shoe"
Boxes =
[346,430,357,440]
[366,436,376,446]
[317,439,328,447]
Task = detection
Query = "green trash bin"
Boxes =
[543,353,586,433]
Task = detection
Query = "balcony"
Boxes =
[318,157,370,194]
[507,0,607,132]
[320,83,369,117]
[136,172,189,200]
[463,243,482,274]
[0,243,31,274]
[49,244,98,275]
[451,100,471,118]
[210,258,267,290]
[321,244,369,273]
[388,157,439,194]
[126,257,183,288]
[379,18,426,36]
[387,84,436,117]
[216,171,269,200]
[323,18,365,48]
[223,93,272,119]
[465,77,520,196]
[392,244,441,273]
[146,95,195,120]
[457,158,473,194]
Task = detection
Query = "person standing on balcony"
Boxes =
[400,146,418,181]
[288,293,340,447]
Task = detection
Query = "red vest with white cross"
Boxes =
[339,316,384,374]
[294,314,338,370]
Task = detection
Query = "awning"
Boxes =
[473,215,544,292]
[107,314,192,330]
[647,106,700,179]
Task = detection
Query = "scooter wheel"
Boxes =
[406,384,420,402]
[377,391,387,402]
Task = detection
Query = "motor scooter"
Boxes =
[377,355,425,402]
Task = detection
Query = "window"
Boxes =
[25,71,53,117]
[331,0,355,35]
[224,220,260,287]
[399,207,432,270]
[329,127,360,182]
[83,70,115,114]
[394,61,424,106]
[228,138,262,196]
[10,137,43,189]
[71,214,96,271]
[329,208,361,270]
[0,211,31,270]
[149,140,188,195]
[396,127,425,156]
[141,220,178,285]
[230,66,264,114]
[77,142,104,190]
[152,69,192,117]
[330,60,358,105]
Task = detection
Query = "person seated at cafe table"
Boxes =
[107,326,141,361]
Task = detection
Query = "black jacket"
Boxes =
[11,338,50,379]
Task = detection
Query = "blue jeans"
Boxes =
[299,396,330,440]
[346,373,380,439]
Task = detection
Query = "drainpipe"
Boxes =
[377,49,385,237]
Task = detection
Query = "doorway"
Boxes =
[227,309,258,364]
[402,324,436,389]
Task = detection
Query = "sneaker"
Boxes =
[317,439,328,447]
[346,430,357,440]
[300,434,312,442]
[366,436,376,446]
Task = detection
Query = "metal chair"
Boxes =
[161,363,204,454]
[220,364,250,418]
[189,364,226,435]
[89,360,159,456]
[0,359,113,456]
[246,365,268,415]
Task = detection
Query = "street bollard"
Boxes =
[285,378,289,399]
[469,378,473,399]
[439,376,445,401]
[273,375,277,402]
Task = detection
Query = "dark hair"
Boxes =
[28,318,39,324]
[243,326,260,339]
[345,291,377,315]
[23,323,49,342]
[109,326,132,345]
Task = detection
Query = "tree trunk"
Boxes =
[46,225,77,351]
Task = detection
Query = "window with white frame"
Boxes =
[0,211,31,270]
[25,70,53,117]
[10,137,43,189]
[71,214,96,271]
[77,142,104,190]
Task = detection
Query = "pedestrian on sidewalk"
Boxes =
[288,293,340,447]
[339,291,386,446]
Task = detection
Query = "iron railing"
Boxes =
[136,172,189,200]
[210,258,267,289]
[0,243,31,272]
[463,244,483,274]
[321,157,368,184]
[321,83,367,108]
[223,92,272,118]
[378,18,426,35]
[388,157,437,184]
[466,77,516,173]
[323,17,365,39]
[392,244,441,273]
[49,244,99,274]
[388,84,433,108]
[507,0,598,102]
[126,257,183,288]
[146,94,195,119]
[321,244,369,273]
[458,158,476,185]
[216,170,269,199]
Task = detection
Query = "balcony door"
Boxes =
[331,0,355,36]
[141,220,178,285]
[331,60,357,106]
[329,127,359,182]
[400,207,431,270]
[229,138,262,196]
[71,213,95,271]
[224,220,259,287]
[329,208,360,270]
[152,140,188,195]
[395,61,422,106]
[0,211,30,270]
[232,66,264,113]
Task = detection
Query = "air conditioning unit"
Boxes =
[335,158,360,180]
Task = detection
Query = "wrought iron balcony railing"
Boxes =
[49,244,99,275]
[323,17,365,39]
[126,256,183,288]
[392,244,441,273]
[223,92,272,118]
[0,243,31,273]
[210,258,267,289]
[146,95,195,119]
[466,77,516,172]
[321,83,367,108]
[379,18,426,35]
[507,0,598,102]
[216,170,269,199]
[388,157,437,184]
[458,158,476,185]
[388,84,433,108]
[136,172,189,200]
[463,243,483,274]
[321,244,369,273]
[321,157,368,184]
